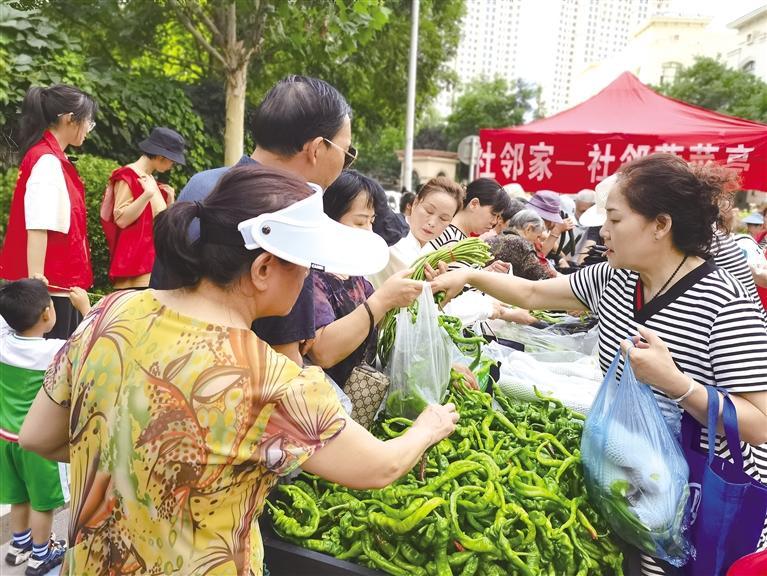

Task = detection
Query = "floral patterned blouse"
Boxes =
[44,290,346,575]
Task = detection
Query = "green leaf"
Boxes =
[12,53,32,66]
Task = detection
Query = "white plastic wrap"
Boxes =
[484,340,602,415]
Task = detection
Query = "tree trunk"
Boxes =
[224,65,247,166]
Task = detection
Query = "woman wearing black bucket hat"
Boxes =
[100,127,187,289]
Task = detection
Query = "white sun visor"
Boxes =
[237,186,390,276]
[579,173,619,228]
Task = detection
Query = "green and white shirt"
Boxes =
[0,317,65,440]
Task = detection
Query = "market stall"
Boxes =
[263,238,634,575]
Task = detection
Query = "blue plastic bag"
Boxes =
[581,348,692,566]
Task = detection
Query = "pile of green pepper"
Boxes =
[267,384,625,576]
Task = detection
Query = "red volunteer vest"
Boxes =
[0,131,92,289]
[101,167,163,281]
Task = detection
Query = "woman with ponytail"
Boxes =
[19,164,459,576]
[0,84,97,338]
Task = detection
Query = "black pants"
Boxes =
[44,295,83,340]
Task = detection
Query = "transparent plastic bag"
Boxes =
[487,318,599,355]
[484,341,601,414]
[581,348,692,566]
[385,284,452,418]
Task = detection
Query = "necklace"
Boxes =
[646,254,688,302]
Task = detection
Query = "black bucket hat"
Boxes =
[138,127,187,165]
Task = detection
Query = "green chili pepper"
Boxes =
[362,536,412,576]
[449,487,497,554]
[400,542,427,565]
[266,484,320,538]
[447,551,474,568]
[425,460,482,491]
[492,524,534,576]
[458,555,479,576]
[369,497,445,534]
[433,516,453,576]
[336,540,363,560]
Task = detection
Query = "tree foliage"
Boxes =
[0,4,220,180]
[445,77,537,150]
[655,57,767,123]
[260,0,464,186]
[2,0,463,182]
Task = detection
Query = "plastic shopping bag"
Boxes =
[485,341,602,415]
[487,318,599,355]
[581,348,692,566]
[385,284,452,418]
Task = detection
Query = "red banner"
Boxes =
[478,131,767,193]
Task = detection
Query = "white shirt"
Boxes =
[24,154,70,233]
[368,232,423,289]
[733,233,765,266]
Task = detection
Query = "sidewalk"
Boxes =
[0,506,67,576]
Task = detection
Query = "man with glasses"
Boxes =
[151,76,361,364]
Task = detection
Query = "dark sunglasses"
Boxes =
[323,138,358,169]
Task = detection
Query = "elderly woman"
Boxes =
[488,209,556,281]
[19,165,459,576]
[527,190,575,262]
[430,154,767,575]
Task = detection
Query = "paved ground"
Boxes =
[0,506,67,576]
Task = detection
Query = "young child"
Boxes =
[0,278,90,575]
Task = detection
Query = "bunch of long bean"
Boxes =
[377,238,493,366]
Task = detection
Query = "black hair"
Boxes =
[251,75,352,156]
[323,170,375,222]
[617,153,740,258]
[0,279,52,332]
[18,84,97,156]
[154,164,313,287]
[399,191,415,213]
[464,178,512,215]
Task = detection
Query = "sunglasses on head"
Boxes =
[322,137,357,169]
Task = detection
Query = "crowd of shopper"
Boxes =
[0,77,765,576]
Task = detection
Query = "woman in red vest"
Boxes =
[101,127,186,289]
[0,84,97,339]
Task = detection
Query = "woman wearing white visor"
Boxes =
[19,164,459,576]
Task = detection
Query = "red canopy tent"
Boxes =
[479,72,767,193]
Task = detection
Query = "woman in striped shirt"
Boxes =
[430,153,767,575]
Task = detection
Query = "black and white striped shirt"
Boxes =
[571,261,767,574]
[427,224,467,252]
[712,231,763,314]
[571,261,767,481]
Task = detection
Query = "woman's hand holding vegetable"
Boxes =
[424,262,471,306]
[411,402,459,445]
[369,268,424,312]
[450,363,478,389]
